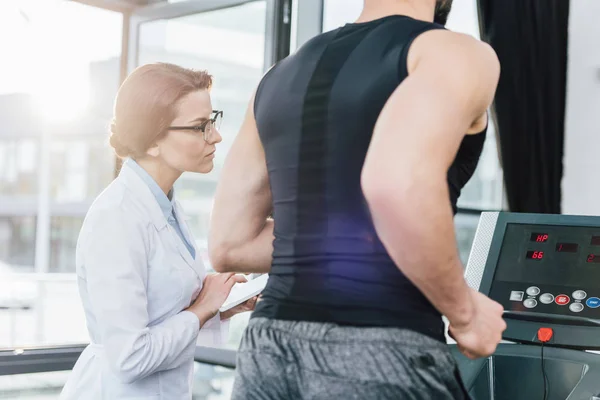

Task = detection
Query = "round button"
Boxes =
[555,294,570,305]
[539,293,555,304]
[524,299,538,309]
[526,286,540,296]
[573,290,587,300]
[569,303,584,313]
[587,297,600,308]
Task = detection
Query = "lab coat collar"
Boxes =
[125,158,174,221]
[117,161,168,230]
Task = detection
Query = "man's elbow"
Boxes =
[361,170,384,208]
[361,167,409,210]
[208,243,233,273]
[361,167,433,223]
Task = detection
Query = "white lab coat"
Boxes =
[60,163,228,400]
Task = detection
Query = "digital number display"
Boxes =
[592,236,600,246]
[530,233,549,242]
[556,243,579,253]
[526,250,544,260]
[587,254,600,263]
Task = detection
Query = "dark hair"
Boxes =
[434,0,453,26]
[109,63,213,158]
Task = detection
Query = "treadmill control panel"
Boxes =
[490,223,600,318]
[467,212,600,349]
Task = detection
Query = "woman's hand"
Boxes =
[185,273,247,326]
[220,296,259,320]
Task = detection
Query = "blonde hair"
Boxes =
[109,63,213,158]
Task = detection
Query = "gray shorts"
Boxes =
[232,318,470,400]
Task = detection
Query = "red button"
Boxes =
[555,294,570,305]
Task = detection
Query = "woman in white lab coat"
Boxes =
[61,63,256,399]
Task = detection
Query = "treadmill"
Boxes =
[449,212,600,400]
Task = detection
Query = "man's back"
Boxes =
[251,15,481,341]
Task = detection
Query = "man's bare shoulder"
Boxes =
[407,30,499,79]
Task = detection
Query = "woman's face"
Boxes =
[156,89,222,174]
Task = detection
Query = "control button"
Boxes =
[523,299,538,309]
[510,291,524,301]
[573,290,587,300]
[539,293,555,304]
[555,294,570,305]
[526,286,540,296]
[587,297,600,308]
[569,303,584,313]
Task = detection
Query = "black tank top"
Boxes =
[252,15,486,342]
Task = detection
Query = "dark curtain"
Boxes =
[478,0,570,213]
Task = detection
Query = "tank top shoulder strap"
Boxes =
[397,23,446,81]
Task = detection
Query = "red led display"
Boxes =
[587,254,600,263]
[530,233,549,242]
[556,243,579,253]
[526,250,544,260]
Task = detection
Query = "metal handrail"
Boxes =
[0,344,236,376]
[0,344,86,376]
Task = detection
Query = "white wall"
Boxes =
[562,0,600,215]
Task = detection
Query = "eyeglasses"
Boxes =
[169,110,223,142]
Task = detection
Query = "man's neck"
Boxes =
[357,0,435,24]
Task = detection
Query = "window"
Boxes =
[322,0,363,31]
[454,213,480,264]
[0,138,38,199]
[50,137,115,203]
[0,1,122,350]
[0,216,36,271]
[49,216,84,273]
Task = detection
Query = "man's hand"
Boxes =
[449,289,506,359]
[220,296,259,320]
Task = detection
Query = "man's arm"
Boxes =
[208,93,273,273]
[361,31,500,328]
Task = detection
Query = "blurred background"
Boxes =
[0,0,596,398]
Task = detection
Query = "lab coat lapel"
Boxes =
[173,202,195,252]
[173,201,204,278]
[167,223,196,271]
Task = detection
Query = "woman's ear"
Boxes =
[146,143,160,158]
